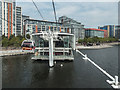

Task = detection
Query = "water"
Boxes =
[2,46,119,88]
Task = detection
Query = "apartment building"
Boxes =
[16,6,22,36]
[58,16,85,41]
[0,0,22,39]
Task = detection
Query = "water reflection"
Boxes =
[49,68,54,77]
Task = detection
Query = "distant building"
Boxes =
[24,19,63,35]
[115,25,120,39]
[24,16,85,41]
[85,28,107,38]
[16,6,22,36]
[22,15,30,36]
[22,15,30,21]
[98,25,116,38]
[58,16,85,41]
[0,1,2,36]
[0,0,22,38]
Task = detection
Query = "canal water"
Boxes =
[2,45,119,88]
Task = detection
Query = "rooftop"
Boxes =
[85,28,107,31]
[24,18,62,24]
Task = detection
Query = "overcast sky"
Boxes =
[17,1,118,28]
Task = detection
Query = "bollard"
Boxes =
[115,76,119,86]
[83,54,88,60]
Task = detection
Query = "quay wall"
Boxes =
[0,50,34,57]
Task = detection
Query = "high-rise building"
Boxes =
[58,16,85,41]
[0,0,22,39]
[16,6,22,36]
[1,0,16,38]
[98,25,116,38]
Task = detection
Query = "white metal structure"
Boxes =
[41,30,55,67]
[31,30,75,67]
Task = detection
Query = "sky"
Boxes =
[16,1,118,28]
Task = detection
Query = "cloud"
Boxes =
[75,2,118,27]
[56,5,79,16]
[17,2,118,28]
[16,0,119,2]
[55,2,118,28]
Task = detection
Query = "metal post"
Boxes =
[73,35,76,50]
[115,76,119,86]
[49,36,54,67]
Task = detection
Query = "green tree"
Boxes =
[13,37,21,47]
[2,38,9,47]
[78,39,84,43]
[20,38,26,45]
[92,36,99,43]
[2,35,5,39]
[9,36,16,46]
[87,38,93,43]
[17,35,24,40]
[9,35,15,40]
[84,37,88,43]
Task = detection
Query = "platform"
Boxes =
[31,55,74,61]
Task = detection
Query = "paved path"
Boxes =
[76,42,119,49]
[0,50,34,57]
[76,45,113,49]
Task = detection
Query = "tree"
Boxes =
[78,39,84,43]
[9,36,16,46]
[20,38,26,45]
[17,35,24,40]
[13,37,21,47]
[9,35,15,40]
[84,37,88,43]
[87,38,93,43]
[2,34,26,48]
[2,38,9,47]
[2,35,5,39]
[92,36,99,43]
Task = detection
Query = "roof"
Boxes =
[99,25,117,27]
[22,15,30,17]
[115,25,120,27]
[59,16,81,24]
[85,28,107,32]
[24,19,62,24]
[31,32,74,36]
